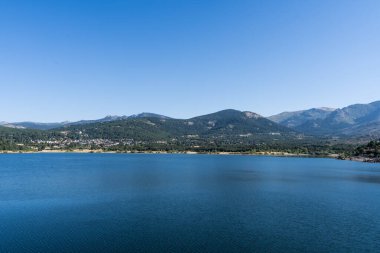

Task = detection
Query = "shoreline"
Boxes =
[1,150,378,163]
[0,149,338,158]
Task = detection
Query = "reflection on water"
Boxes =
[0,154,380,253]
[351,174,380,184]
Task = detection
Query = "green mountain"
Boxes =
[187,109,293,136]
[60,109,297,142]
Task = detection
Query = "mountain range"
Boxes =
[1,101,380,140]
[58,109,297,143]
[0,113,168,130]
[0,109,307,153]
[270,101,380,138]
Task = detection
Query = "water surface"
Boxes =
[1,154,379,252]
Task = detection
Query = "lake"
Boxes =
[0,154,379,252]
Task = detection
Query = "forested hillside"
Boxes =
[0,109,372,156]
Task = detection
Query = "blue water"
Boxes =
[1,154,380,252]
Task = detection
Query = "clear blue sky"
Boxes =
[1,0,379,122]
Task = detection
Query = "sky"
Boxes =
[0,0,379,122]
